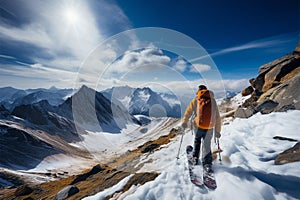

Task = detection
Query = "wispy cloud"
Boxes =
[0,54,16,60]
[190,34,296,62]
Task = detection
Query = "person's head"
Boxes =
[198,85,207,91]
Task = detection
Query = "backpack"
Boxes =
[195,90,216,129]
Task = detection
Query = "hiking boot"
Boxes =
[203,164,213,173]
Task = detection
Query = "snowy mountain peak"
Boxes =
[103,86,182,118]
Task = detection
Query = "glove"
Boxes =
[215,132,221,138]
[181,122,187,129]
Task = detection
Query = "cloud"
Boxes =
[0,54,16,60]
[190,35,295,62]
[173,59,187,72]
[108,47,171,74]
[190,63,211,73]
[0,0,133,88]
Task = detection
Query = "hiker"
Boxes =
[181,85,221,172]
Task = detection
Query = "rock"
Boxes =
[271,75,300,111]
[242,90,262,108]
[251,49,300,93]
[275,142,300,165]
[258,53,295,75]
[280,66,300,83]
[56,185,79,200]
[234,107,256,118]
[71,164,104,184]
[258,75,300,112]
[273,136,298,142]
[251,74,265,92]
[241,86,254,96]
[249,78,255,87]
[243,41,300,115]
[262,54,300,92]
[15,185,34,196]
[141,143,159,153]
[256,100,278,114]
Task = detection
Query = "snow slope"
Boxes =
[89,110,300,200]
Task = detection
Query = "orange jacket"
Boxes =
[182,92,221,133]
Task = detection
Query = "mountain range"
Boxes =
[0,86,73,111]
[103,86,183,118]
[0,85,144,172]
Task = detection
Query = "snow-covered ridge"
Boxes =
[103,86,183,118]
[106,110,300,199]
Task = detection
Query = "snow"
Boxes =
[82,174,134,200]
[27,154,94,175]
[137,90,151,102]
[228,93,251,108]
[91,110,300,199]
[69,117,179,162]
[160,93,180,108]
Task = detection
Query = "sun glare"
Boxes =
[64,9,79,24]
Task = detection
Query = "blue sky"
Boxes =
[0,0,299,94]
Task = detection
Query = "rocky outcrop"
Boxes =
[258,75,300,112]
[275,142,300,165]
[236,41,300,118]
[56,185,79,200]
[242,86,254,96]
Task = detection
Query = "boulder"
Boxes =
[71,164,104,184]
[275,142,300,165]
[262,54,300,92]
[241,86,254,96]
[251,74,265,92]
[241,41,300,116]
[257,75,300,112]
[56,185,79,200]
[242,90,261,108]
[256,100,278,114]
[271,75,300,111]
[258,53,295,75]
[234,107,256,118]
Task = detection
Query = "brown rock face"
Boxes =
[236,41,300,118]
[275,142,300,165]
[262,54,300,92]
[242,86,254,96]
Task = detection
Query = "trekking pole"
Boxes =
[217,138,222,164]
[176,128,184,160]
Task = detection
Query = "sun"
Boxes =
[64,9,79,25]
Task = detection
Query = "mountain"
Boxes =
[0,87,73,111]
[0,105,10,119]
[0,85,140,173]
[0,120,89,171]
[11,88,73,109]
[103,86,182,118]
[0,87,27,108]
[11,100,82,143]
[235,41,300,118]
[60,85,140,133]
